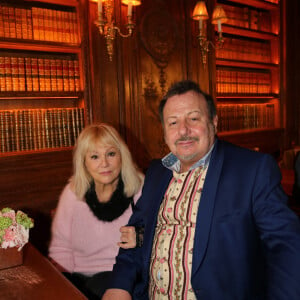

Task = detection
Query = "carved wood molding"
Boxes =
[140,8,178,93]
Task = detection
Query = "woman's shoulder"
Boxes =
[58,182,84,206]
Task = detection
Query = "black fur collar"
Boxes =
[85,178,133,222]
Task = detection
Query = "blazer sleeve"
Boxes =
[108,160,168,295]
[253,154,300,299]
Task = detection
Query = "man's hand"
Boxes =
[118,226,136,249]
[102,288,132,300]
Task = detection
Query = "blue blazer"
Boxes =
[110,139,300,300]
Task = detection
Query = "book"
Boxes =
[44,58,51,91]
[0,56,5,92]
[56,59,63,91]
[25,57,33,92]
[18,57,26,92]
[38,58,45,92]
[50,59,57,91]
[11,57,19,92]
[4,56,12,91]
[31,57,39,92]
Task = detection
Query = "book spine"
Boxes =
[74,59,81,91]
[25,57,33,92]
[20,8,28,40]
[38,8,45,41]
[56,59,63,91]
[8,7,16,39]
[56,109,64,147]
[61,109,69,147]
[62,59,70,91]
[0,6,4,38]
[0,111,5,152]
[2,6,9,38]
[44,58,51,91]
[31,57,39,92]
[17,110,25,151]
[0,56,5,92]
[32,7,39,40]
[68,59,75,92]
[38,58,45,92]
[4,56,12,91]
[3,111,11,152]
[13,110,20,152]
[52,9,58,42]
[26,8,33,40]
[15,8,22,39]
[18,57,26,92]
[11,57,19,92]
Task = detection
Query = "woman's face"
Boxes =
[85,143,122,187]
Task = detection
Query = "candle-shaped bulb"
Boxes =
[98,0,102,15]
[217,20,222,33]
[128,2,132,17]
[199,19,203,36]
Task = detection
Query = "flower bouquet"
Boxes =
[0,207,34,269]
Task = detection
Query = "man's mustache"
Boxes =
[175,136,199,145]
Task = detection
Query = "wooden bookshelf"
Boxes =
[213,0,282,155]
[0,0,86,155]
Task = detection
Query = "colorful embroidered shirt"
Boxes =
[149,165,208,299]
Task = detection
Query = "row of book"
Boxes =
[216,69,271,94]
[222,4,272,33]
[0,55,81,92]
[216,37,271,64]
[217,103,275,132]
[0,107,84,153]
[0,5,80,44]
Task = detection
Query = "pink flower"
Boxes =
[3,227,16,242]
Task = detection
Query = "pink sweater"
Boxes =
[49,183,141,276]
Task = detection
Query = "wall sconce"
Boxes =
[192,1,227,64]
[92,0,141,61]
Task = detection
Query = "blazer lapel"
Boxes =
[192,140,224,275]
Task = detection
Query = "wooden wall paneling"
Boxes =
[132,0,191,169]
[0,150,73,254]
[88,0,123,128]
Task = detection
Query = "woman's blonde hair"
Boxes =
[70,123,144,199]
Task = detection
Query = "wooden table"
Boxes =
[0,244,87,300]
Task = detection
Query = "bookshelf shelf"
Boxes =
[221,0,279,11]
[0,146,73,158]
[0,40,81,53]
[0,92,83,100]
[214,0,281,153]
[216,59,279,70]
[24,0,79,7]
[221,25,279,40]
[0,0,87,156]
[216,94,279,100]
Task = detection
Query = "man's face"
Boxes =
[163,91,218,172]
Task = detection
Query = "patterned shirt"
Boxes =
[149,165,208,300]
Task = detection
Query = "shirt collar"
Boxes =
[162,142,215,173]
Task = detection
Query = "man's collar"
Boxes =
[162,142,215,173]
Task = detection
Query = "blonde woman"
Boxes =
[49,123,144,299]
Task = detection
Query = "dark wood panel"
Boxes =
[218,128,284,157]
[0,150,73,254]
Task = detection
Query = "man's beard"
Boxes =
[175,135,199,161]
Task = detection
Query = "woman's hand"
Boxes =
[118,226,136,249]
